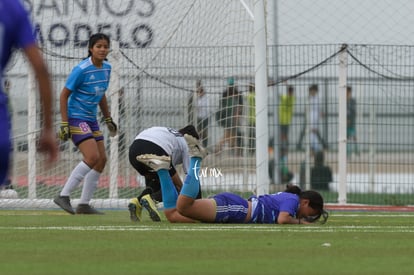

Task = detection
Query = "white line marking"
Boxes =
[1,225,414,233]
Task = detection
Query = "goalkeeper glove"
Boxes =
[59,121,70,141]
[105,117,118,137]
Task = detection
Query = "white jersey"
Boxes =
[135,127,190,174]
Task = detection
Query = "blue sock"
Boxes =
[156,169,178,209]
[180,157,202,199]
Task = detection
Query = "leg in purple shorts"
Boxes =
[69,118,103,146]
[212,192,249,223]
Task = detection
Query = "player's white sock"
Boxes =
[79,169,100,204]
[60,161,91,196]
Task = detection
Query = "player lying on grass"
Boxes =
[136,135,329,224]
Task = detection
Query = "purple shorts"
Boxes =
[212,192,249,223]
[69,118,103,146]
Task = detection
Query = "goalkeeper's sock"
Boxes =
[156,169,178,209]
[79,169,100,204]
[60,161,91,196]
[180,157,202,199]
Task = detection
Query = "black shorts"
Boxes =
[128,139,176,177]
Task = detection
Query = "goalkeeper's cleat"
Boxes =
[53,195,75,215]
[136,154,171,171]
[184,134,208,159]
[128,198,142,222]
[76,204,104,215]
[140,194,162,222]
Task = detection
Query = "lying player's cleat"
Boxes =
[76,204,104,215]
[128,198,142,222]
[184,134,208,159]
[136,154,171,171]
[53,195,75,215]
[140,194,162,222]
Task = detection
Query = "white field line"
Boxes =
[1,212,413,217]
[1,225,414,233]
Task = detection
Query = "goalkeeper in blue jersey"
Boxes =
[54,33,117,215]
[137,135,328,224]
[0,0,58,186]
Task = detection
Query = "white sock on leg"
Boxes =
[60,161,91,197]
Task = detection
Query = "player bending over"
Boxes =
[128,125,202,222]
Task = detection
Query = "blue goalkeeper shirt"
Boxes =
[250,192,299,223]
[65,57,111,121]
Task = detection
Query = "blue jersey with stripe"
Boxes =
[65,57,111,121]
[250,192,299,223]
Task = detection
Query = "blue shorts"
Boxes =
[212,192,249,223]
[69,118,103,146]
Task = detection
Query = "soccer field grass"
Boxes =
[0,210,414,275]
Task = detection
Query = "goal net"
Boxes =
[2,0,263,208]
[4,1,414,209]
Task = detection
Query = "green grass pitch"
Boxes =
[0,209,414,275]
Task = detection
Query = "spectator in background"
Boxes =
[279,85,295,153]
[310,151,332,190]
[188,80,210,148]
[296,84,328,153]
[215,77,243,155]
[346,86,359,157]
[0,0,58,189]
[268,138,293,185]
[246,83,255,154]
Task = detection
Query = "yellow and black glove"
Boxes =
[59,121,70,141]
[105,117,118,137]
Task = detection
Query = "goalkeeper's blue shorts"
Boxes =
[69,118,103,146]
[0,104,11,186]
[212,192,249,223]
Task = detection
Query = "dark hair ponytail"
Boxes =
[285,185,328,224]
[300,190,328,224]
[178,125,199,139]
[284,184,302,195]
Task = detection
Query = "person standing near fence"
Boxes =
[297,84,328,153]
[54,33,117,215]
[279,85,295,152]
[0,0,58,187]
[246,83,256,154]
[188,80,210,148]
[215,77,243,155]
[346,86,359,157]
